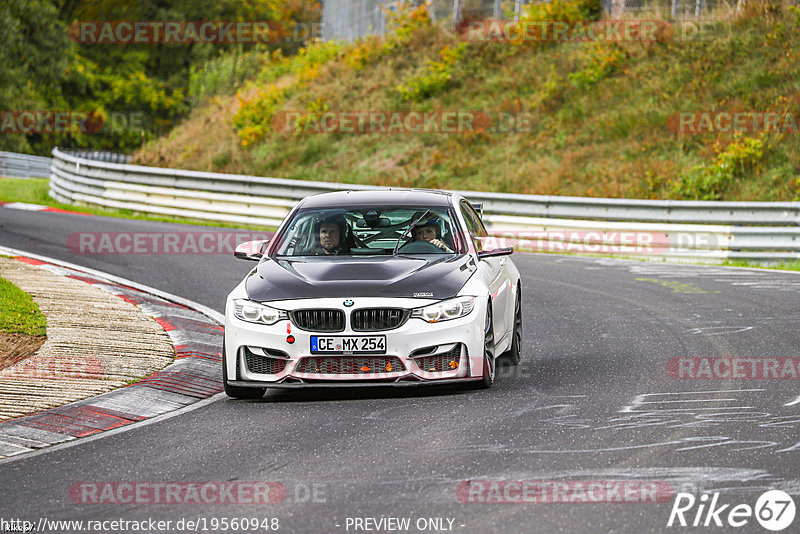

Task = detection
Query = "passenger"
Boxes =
[314,215,350,255]
[411,218,452,252]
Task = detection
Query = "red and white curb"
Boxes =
[0,246,224,460]
[0,201,90,216]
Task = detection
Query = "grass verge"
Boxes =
[721,259,800,272]
[0,177,273,230]
[0,276,46,336]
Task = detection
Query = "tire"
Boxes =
[222,341,266,399]
[478,305,496,389]
[501,286,522,366]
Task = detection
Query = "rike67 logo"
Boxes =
[668,490,796,531]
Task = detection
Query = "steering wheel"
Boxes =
[397,240,445,253]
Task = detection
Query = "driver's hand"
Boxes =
[430,239,451,252]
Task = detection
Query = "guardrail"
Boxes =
[49,147,800,262]
[61,150,131,164]
[0,151,52,179]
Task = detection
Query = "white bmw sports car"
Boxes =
[223,190,522,398]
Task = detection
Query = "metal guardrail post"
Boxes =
[452,0,462,26]
[426,0,437,22]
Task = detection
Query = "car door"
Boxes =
[459,200,512,345]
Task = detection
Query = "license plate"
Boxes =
[310,336,386,354]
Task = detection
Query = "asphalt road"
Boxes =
[1,208,799,533]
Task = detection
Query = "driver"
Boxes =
[411,218,451,252]
[314,215,350,255]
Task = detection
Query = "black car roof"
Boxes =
[297,189,454,209]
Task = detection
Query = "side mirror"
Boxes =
[234,240,269,261]
[477,246,514,259]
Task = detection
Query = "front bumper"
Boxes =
[224,297,486,388]
[225,377,482,389]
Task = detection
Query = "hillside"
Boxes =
[134,0,800,201]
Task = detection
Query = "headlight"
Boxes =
[232,299,288,325]
[411,296,475,323]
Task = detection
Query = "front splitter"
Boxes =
[227,377,482,389]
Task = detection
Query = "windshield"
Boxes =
[274,206,464,256]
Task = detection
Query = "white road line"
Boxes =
[784,395,800,407]
[0,202,48,211]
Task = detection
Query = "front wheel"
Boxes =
[222,341,266,399]
[478,305,496,389]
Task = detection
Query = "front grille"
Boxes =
[351,308,408,331]
[244,348,287,375]
[413,344,463,373]
[290,309,345,332]
[297,356,404,375]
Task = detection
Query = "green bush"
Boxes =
[189,49,268,105]
[672,135,765,200]
[234,41,345,145]
[568,44,624,89]
[519,0,602,25]
[396,43,467,101]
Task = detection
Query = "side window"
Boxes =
[459,201,487,251]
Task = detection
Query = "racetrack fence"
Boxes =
[0,150,130,180]
[321,0,749,41]
[46,147,800,263]
[0,151,52,179]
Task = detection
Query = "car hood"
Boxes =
[246,254,477,302]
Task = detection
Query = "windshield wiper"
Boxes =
[392,209,430,256]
